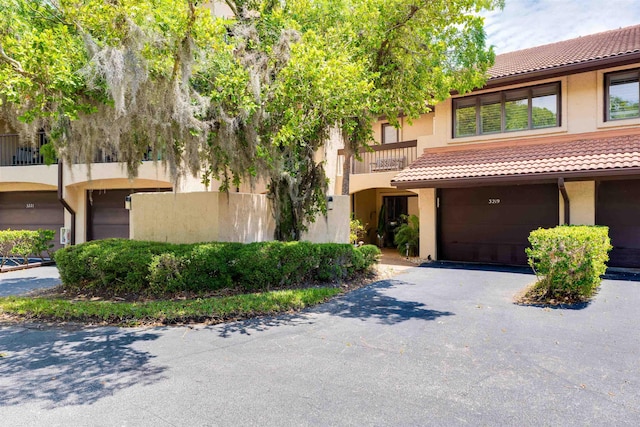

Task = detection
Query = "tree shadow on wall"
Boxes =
[0,326,165,409]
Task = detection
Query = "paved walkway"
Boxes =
[1,264,639,425]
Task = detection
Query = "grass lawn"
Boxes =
[0,287,343,326]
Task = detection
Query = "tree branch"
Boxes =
[374,4,422,72]
[0,43,34,79]
[224,0,239,18]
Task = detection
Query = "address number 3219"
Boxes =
[488,198,501,205]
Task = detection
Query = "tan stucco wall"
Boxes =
[349,171,398,194]
[0,165,58,187]
[0,182,57,191]
[303,196,350,244]
[131,191,220,243]
[417,188,437,260]
[372,114,434,144]
[560,181,595,225]
[130,192,349,244]
[217,193,274,243]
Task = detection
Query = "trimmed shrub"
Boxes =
[54,239,381,298]
[0,229,56,266]
[526,225,612,300]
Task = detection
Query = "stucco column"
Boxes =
[559,181,595,225]
[417,188,437,260]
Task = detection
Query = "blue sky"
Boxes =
[482,0,640,54]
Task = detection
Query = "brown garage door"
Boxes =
[87,188,171,241]
[596,179,640,268]
[0,191,64,250]
[439,184,559,265]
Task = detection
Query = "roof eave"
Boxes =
[484,51,640,90]
[391,167,640,189]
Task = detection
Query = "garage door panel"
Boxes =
[440,184,558,265]
[597,179,640,268]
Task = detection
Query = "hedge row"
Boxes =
[54,239,380,297]
[526,225,612,300]
[0,229,56,266]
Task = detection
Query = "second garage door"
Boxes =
[596,179,640,268]
[439,184,559,265]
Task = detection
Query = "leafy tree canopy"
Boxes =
[0,0,501,240]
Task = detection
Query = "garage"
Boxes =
[596,179,640,268]
[0,191,64,249]
[87,188,171,241]
[439,184,559,265]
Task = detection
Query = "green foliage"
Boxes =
[0,229,56,266]
[1,0,500,241]
[526,226,612,301]
[394,214,419,257]
[54,239,380,298]
[350,216,367,245]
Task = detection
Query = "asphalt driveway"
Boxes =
[0,265,638,425]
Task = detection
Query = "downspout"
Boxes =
[558,177,570,225]
[58,160,76,245]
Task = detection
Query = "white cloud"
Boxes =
[482,0,640,53]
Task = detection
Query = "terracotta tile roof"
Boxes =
[391,130,640,187]
[489,24,640,80]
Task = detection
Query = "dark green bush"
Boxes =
[54,239,381,297]
[526,226,612,300]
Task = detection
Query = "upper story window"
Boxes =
[382,123,398,144]
[453,82,560,138]
[606,69,640,121]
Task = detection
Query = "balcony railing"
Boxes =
[0,133,162,166]
[338,140,417,175]
[0,133,48,166]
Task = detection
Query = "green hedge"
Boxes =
[54,239,381,297]
[526,225,612,300]
[0,229,56,266]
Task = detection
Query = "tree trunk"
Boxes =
[341,148,352,196]
[270,176,301,242]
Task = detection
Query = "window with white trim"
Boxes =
[606,69,640,121]
[453,83,560,138]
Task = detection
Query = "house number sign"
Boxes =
[26,203,35,209]
[488,198,501,205]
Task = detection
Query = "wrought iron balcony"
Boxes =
[0,133,49,166]
[338,140,417,175]
[0,133,162,166]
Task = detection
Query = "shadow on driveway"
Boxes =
[0,326,166,409]
[216,280,454,338]
[315,280,454,325]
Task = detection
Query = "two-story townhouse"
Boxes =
[378,24,640,268]
[0,1,243,249]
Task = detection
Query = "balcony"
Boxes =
[1,133,160,166]
[338,140,417,175]
[0,133,48,166]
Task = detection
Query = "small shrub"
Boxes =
[526,225,612,301]
[349,216,367,245]
[394,214,419,256]
[357,244,381,267]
